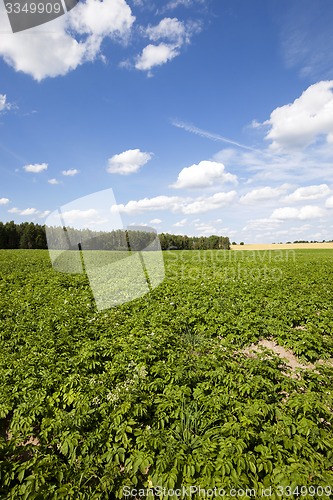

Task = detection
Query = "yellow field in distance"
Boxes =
[231,242,333,250]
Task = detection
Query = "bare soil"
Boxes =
[241,338,333,378]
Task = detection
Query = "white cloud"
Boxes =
[39,210,51,218]
[134,17,201,73]
[146,17,187,44]
[8,207,38,215]
[61,209,99,223]
[62,169,80,176]
[271,205,326,220]
[182,191,237,214]
[112,191,237,215]
[270,207,299,220]
[242,218,281,232]
[69,0,134,37]
[48,178,61,185]
[283,184,331,202]
[325,195,333,208]
[193,221,217,235]
[135,43,179,71]
[0,94,14,112]
[150,218,162,224]
[0,0,135,80]
[250,119,264,129]
[23,163,48,173]
[0,198,9,205]
[165,0,192,8]
[107,149,152,175]
[20,208,39,215]
[171,160,237,189]
[112,195,180,214]
[173,218,187,227]
[0,18,86,81]
[240,185,288,204]
[265,81,333,151]
[163,0,204,10]
[0,94,7,111]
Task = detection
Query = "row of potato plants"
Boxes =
[0,249,332,498]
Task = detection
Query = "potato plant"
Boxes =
[0,249,332,499]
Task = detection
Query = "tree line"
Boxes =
[0,221,47,250]
[0,221,230,251]
[158,233,230,250]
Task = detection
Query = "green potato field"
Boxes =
[0,249,333,499]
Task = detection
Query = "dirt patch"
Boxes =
[3,428,40,447]
[242,339,315,375]
[21,436,40,446]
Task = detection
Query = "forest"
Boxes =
[0,221,230,251]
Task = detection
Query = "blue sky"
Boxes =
[1,0,333,243]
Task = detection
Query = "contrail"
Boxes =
[172,119,260,153]
[0,142,29,179]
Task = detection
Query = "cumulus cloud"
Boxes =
[240,185,288,204]
[39,210,51,218]
[171,160,237,189]
[62,169,80,176]
[146,17,187,44]
[0,29,89,81]
[182,191,236,214]
[283,184,331,203]
[23,163,48,173]
[271,205,326,220]
[111,195,180,214]
[194,222,217,235]
[111,190,236,215]
[48,178,61,185]
[135,43,179,71]
[173,218,187,227]
[107,149,152,175]
[69,0,134,37]
[134,17,200,72]
[8,207,38,215]
[150,218,162,224]
[265,80,333,151]
[0,198,10,205]
[0,0,135,80]
[242,218,282,232]
[21,208,39,215]
[61,209,99,223]
[325,196,333,208]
